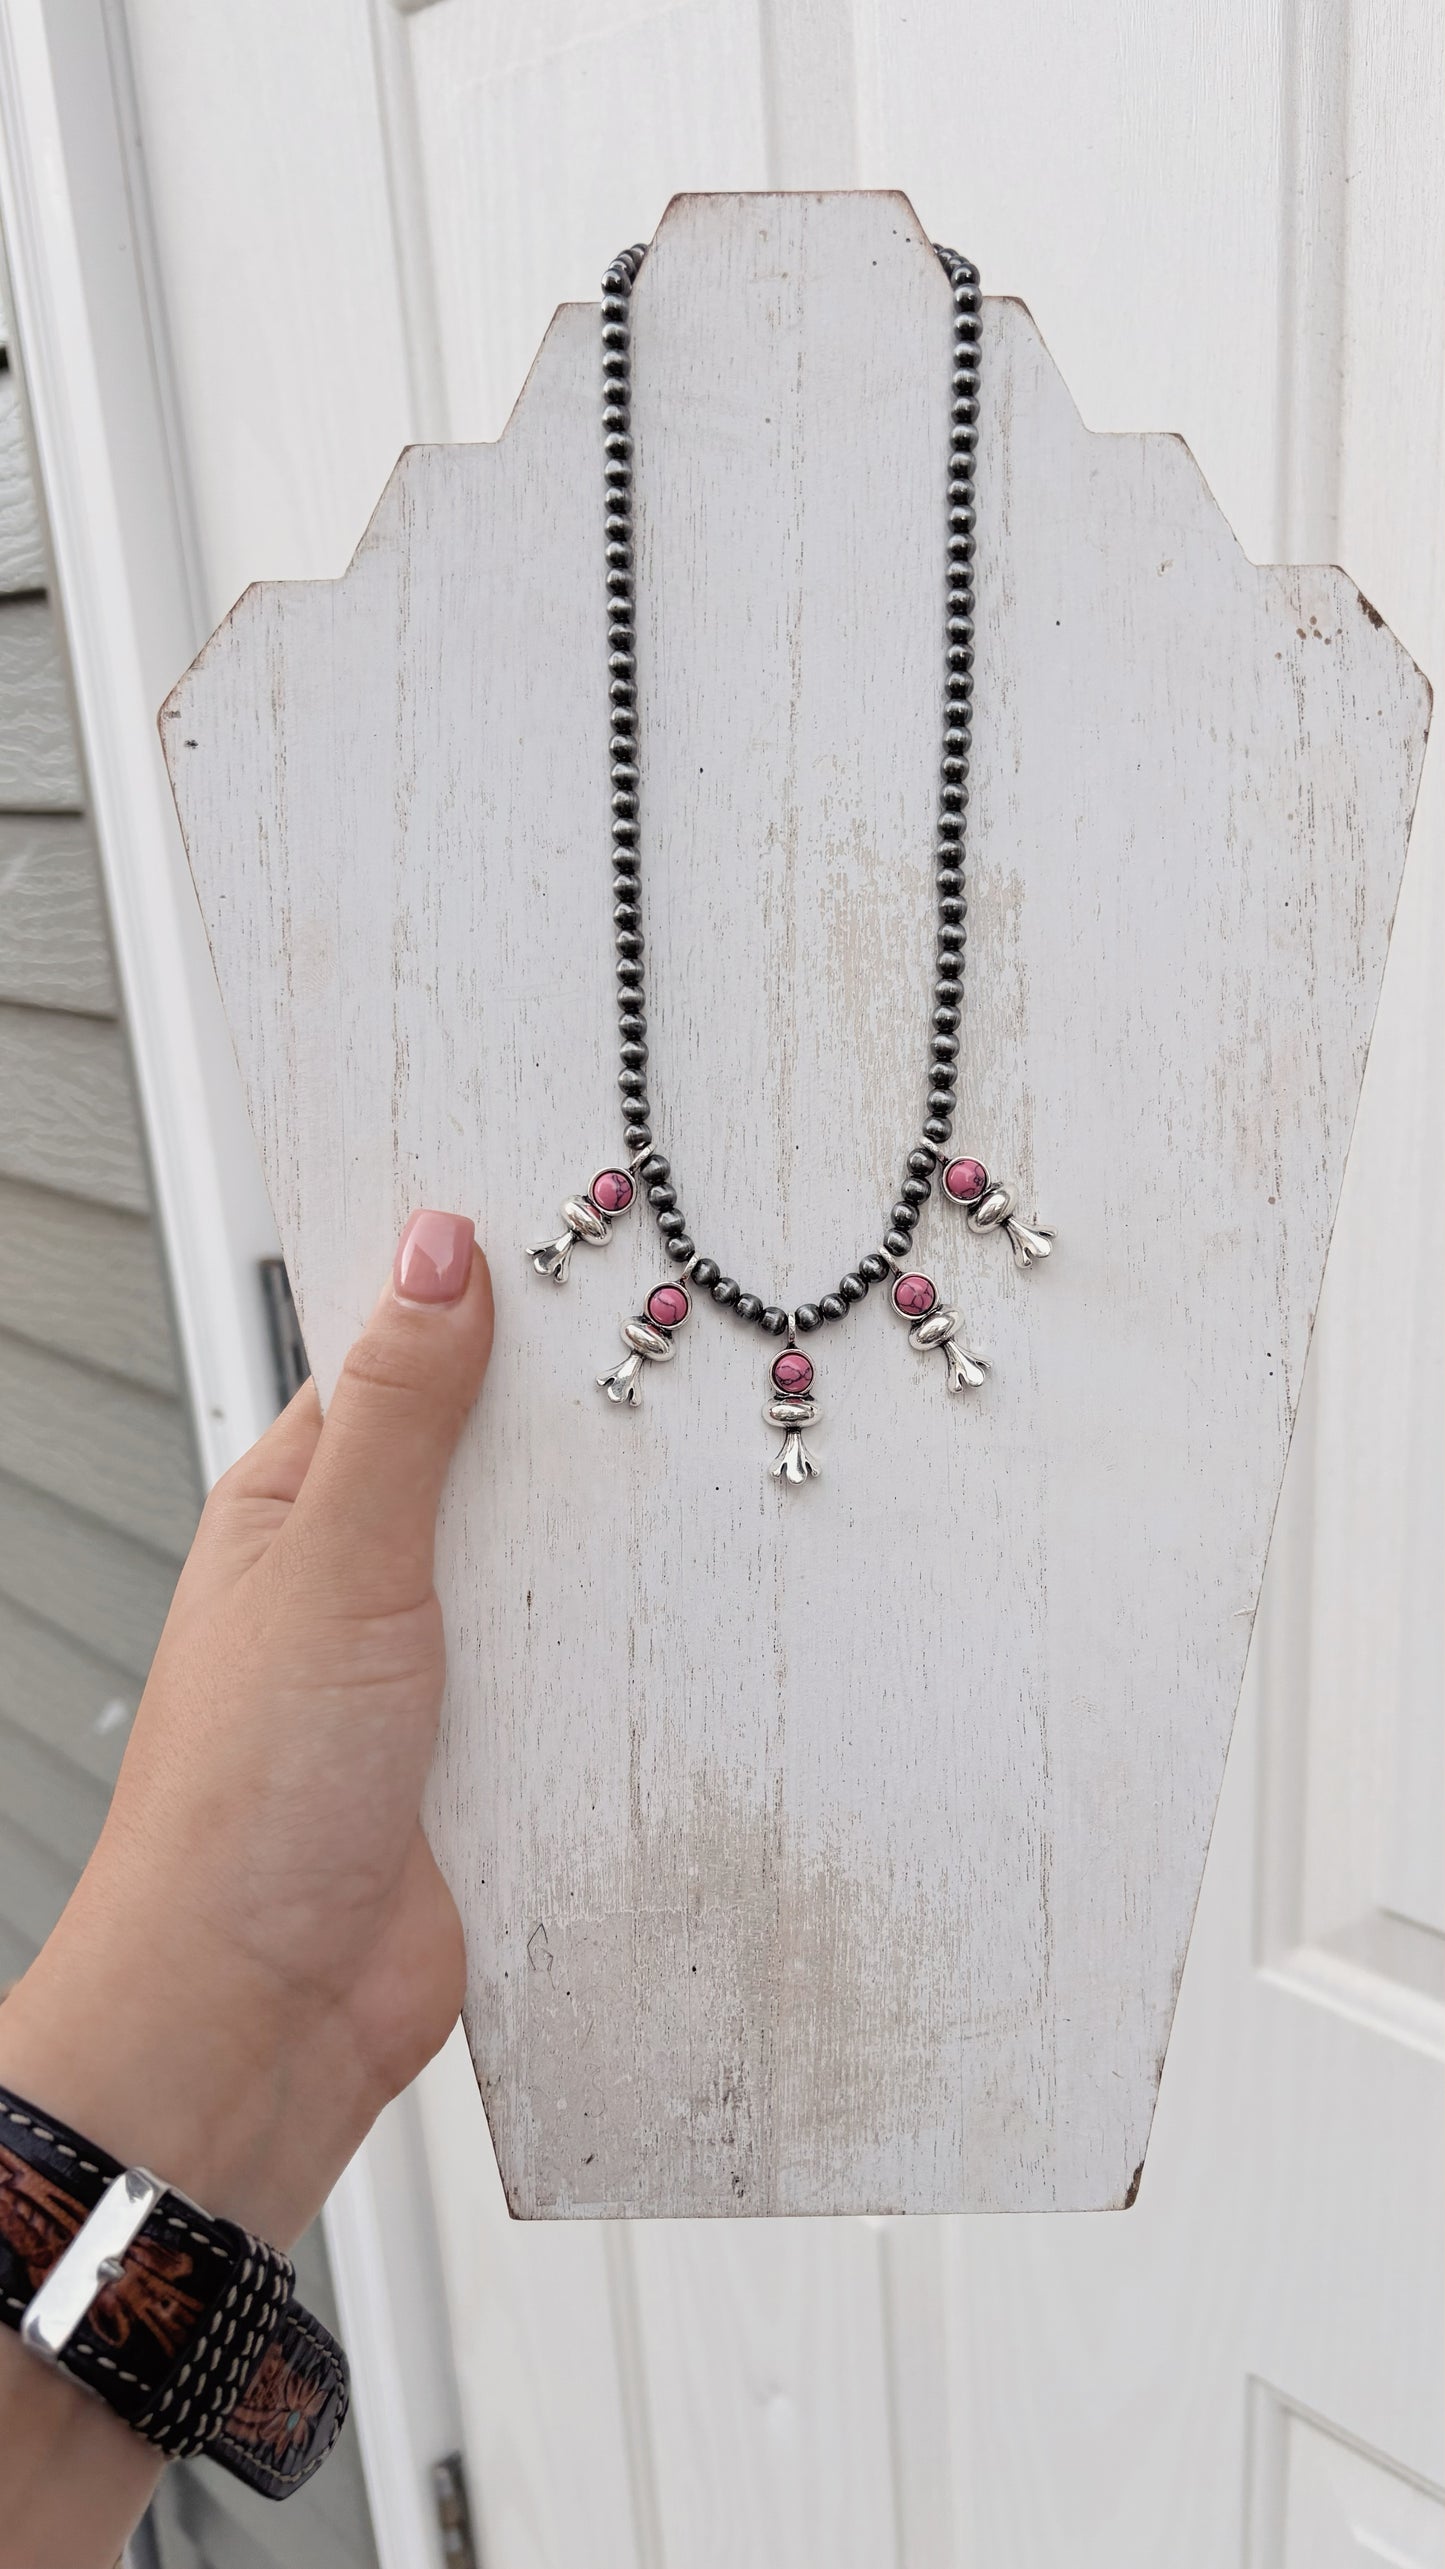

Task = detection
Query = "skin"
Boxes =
[0,1225,493,2568]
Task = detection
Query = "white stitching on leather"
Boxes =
[0,2102,103,2178]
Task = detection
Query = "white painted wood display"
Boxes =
[162,192,1427,2220]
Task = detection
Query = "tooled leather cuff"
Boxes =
[0,2082,348,2500]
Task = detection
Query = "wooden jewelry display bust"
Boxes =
[162,193,1429,2218]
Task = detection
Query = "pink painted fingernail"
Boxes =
[394,1210,475,1305]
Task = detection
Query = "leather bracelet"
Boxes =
[0,2082,348,2500]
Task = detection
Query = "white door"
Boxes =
[11,3,1439,2560]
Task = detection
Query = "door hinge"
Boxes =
[432,2449,479,2568]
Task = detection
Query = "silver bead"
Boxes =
[621,1316,674,1361]
[965,1182,1014,1232]
[907,1308,960,1351]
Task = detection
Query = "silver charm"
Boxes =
[597,1279,691,1405]
[529,1166,638,1283]
[765,1347,821,1484]
[940,1158,1055,1270]
[890,1270,988,1394]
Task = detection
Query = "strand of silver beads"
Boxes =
[599,238,981,1312]
[529,237,1056,1472]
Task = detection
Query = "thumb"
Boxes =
[286,1211,493,1613]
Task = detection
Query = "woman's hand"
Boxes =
[0,1211,492,2561]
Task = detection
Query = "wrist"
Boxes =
[0,1859,379,2248]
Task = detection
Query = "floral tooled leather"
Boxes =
[216,2314,349,2496]
[0,2086,347,2500]
[0,2140,204,2359]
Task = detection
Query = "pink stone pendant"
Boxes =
[941,1156,1055,1271]
[889,1271,989,1394]
[765,1347,821,1484]
[529,1166,637,1283]
[597,1279,691,1405]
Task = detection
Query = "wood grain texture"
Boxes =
[629,2216,900,2567]
[0,1178,178,1390]
[0,1469,182,1676]
[163,194,1429,2216]
[0,1003,149,1209]
[0,596,82,806]
[0,373,46,593]
[414,2029,666,2569]
[0,1327,198,1554]
[0,813,117,1012]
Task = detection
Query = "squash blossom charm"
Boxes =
[529,1166,636,1282]
[942,1157,1054,1271]
[765,1348,821,1485]
[891,1271,989,1392]
[598,1279,691,1405]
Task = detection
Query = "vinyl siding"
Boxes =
[0,263,376,2569]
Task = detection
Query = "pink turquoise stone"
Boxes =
[771,1349,815,1396]
[590,1167,635,1213]
[892,1271,937,1319]
[943,1156,988,1203]
[646,1283,690,1330]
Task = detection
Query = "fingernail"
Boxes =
[394,1210,475,1306]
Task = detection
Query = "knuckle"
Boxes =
[338,1331,430,1403]
[198,1460,250,1535]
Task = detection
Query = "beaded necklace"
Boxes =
[529,237,1053,1483]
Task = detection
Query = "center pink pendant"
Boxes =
[764,1346,821,1484]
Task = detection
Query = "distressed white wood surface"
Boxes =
[163,192,1428,2218]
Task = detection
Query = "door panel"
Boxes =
[114,0,1443,2555]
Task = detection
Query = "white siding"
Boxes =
[0,239,378,2569]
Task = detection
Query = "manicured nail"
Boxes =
[394,1210,475,1306]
